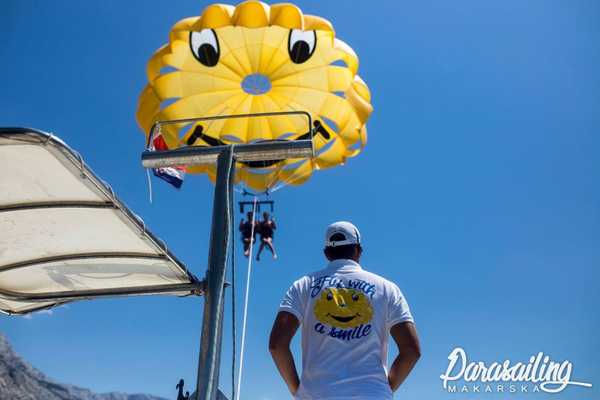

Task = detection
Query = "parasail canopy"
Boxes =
[137,0,373,193]
[0,128,202,316]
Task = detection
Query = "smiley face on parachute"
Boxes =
[137,1,373,192]
[313,288,373,329]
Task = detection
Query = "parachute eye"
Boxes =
[190,29,220,67]
[326,292,333,301]
[352,293,359,302]
[288,29,316,64]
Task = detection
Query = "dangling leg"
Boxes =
[265,237,277,260]
[243,238,250,257]
[256,240,266,261]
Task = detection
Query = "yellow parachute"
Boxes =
[136,1,373,192]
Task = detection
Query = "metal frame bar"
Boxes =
[145,110,313,148]
[0,252,204,302]
[0,301,68,317]
[142,139,314,169]
[0,252,167,272]
[0,282,203,303]
[142,111,315,169]
[0,201,115,213]
[239,200,274,214]
[195,146,235,400]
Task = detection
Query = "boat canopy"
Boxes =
[0,128,202,315]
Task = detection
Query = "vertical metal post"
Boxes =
[196,146,235,400]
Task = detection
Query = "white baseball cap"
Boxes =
[325,221,361,247]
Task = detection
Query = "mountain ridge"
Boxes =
[0,333,168,400]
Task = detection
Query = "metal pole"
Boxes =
[196,146,235,400]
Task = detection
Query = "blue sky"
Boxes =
[1,1,599,399]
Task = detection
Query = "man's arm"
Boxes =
[269,311,301,395]
[388,321,421,391]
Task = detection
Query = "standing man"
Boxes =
[269,221,420,399]
[256,211,278,261]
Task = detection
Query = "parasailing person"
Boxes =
[239,211,258,257]
[256,211,278,261]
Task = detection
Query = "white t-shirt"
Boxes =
[278,259,414,400]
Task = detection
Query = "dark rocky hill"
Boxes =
[0,333,168,400]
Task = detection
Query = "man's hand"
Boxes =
[388,321,421,391]
[269,311,301,395]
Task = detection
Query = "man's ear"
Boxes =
[324,248,332,261]
[354,245,363,261]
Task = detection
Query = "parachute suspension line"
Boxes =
[230,176,237,400]
[264,160,288,194]
[235,196,258,400]
[269,158,315,194]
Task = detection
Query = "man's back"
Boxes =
[259,219,276,238]
[279,259,413,400]
[240,220,255,237]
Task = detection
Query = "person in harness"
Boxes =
[256,211,278,261]
[239,211,257,257]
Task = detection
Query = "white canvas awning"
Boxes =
[0,128,203,315]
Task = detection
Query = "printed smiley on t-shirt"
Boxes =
[313,288,373,328]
